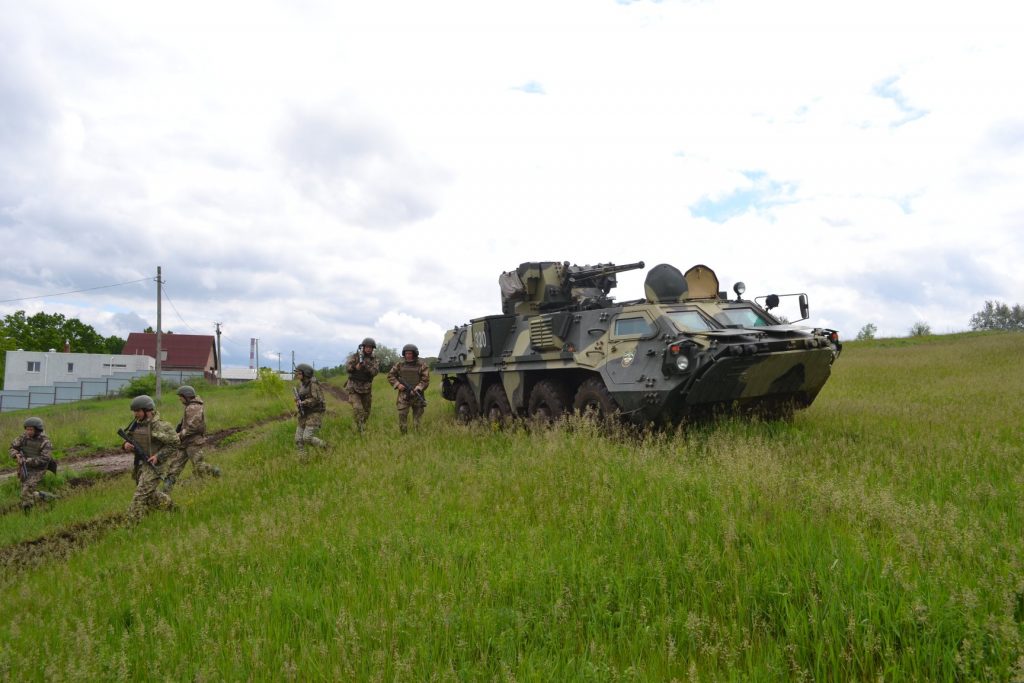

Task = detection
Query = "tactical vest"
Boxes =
[131,419,155,458]
[19,436,44,460]
[399,364,422,388]
[349,355,374,382]
[299,380,325,412]
[185,400,206,435]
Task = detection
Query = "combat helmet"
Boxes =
[130,395,156,411]
[295,363,314,378]
[361,337,377,349]
[23,417,44,431]
[176,385,197,399]
[402,343,419,359]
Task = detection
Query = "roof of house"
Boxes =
[122,333,217,370]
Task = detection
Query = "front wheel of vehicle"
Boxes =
[454,383,479,423]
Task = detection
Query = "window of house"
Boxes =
[27,361,41,372]
[67,363,74,373]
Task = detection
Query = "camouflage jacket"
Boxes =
[10,433,54,470]
[387,360,431,392]
[297,377,326,413]
[128,411,180,461]
[179,396,207,445]
[345,352,380,394]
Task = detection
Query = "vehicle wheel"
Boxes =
[527,379,569,423]
[482,384,513,425]
[573,377,619,420]
[454,382,480,423]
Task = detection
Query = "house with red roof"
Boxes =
[122,333,218,378]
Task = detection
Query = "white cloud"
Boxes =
[1,0,1023,367]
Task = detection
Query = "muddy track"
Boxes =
[0,513,128,572]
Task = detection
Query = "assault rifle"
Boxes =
[117,420,162,480]
[293,387,306,418]
[398,381,427,407]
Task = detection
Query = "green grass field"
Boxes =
[1,332,1022,680]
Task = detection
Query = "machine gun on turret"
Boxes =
[500,260,645,314]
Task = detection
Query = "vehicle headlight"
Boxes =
[675,355,690,371]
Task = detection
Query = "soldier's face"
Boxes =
[404,351,415,361]
[24,427,37,438]
[133,408,147,421]
[362,345,374,356]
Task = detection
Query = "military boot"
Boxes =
[36,491,58,502]
[161,475,177,494]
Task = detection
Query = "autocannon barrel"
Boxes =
[568,261,645,284]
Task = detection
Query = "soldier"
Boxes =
[345,337,380,433]
[294,363,327,454]
[122,395,179,521]
[9,417,58,512]
[387,343,430,433]
[162,385,220,493]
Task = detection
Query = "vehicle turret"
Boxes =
[500,261,645,315]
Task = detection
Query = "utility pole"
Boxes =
[155,265,163,401]
[214,322,223,386]
[291,350,295,373]
[275,351,281,373]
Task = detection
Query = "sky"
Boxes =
[1,0,1022,369]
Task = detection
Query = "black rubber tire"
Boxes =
[527,379,570,422]
[572,377,619,419]
[482,384,513,425]
[454,382,480,423]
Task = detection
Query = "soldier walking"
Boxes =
[294,363,327,454]
[122,395,178,521]
[9,417,57,512]
[387,344,430,433]
[162,385,221,493]
[345,337,380,433]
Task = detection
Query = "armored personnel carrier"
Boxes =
[436,261,841,425]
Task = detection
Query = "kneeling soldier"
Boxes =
[163,385,220,493]
[122,395,178,521]
[9,417,57,512]
[387,344,430,433]
[294,363,327,454]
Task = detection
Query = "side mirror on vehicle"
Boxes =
[799,294,809,320]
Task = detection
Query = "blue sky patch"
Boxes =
[873,76,928,127]
[513,81,546,95]
[690,170,795,223]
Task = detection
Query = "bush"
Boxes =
[909,321,932,337]
[253,367,286,396]
[118,374,180,398]
[856,323,877,341]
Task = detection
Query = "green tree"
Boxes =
[856,323,877,341]
[909,321,932,337]
[969,300,1024,331]
[0,310,127,378]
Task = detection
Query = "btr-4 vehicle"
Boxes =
[436,261,841,425]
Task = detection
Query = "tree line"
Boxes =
[0,311,126,379]
[856,300,1024,340]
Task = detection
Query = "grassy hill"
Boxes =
[1,332,1022,680]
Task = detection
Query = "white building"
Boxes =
[3,350,155,391]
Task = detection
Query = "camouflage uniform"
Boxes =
[126,411,179,521]
[387,359,430,433]
[9,432,55,511]
[295,375,327,452]
[163,394,219,493]
[345,351,380,432]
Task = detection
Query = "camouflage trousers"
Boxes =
[348,391,372,431]
[163,443,220,493]
[19,468,47,511]
[396,393,425,433]
[295,412,326,452]
[127,460,172,521]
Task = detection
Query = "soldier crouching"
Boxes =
[294,363,327,454]
[387,344,430,434]
[163,385,220,493]
[9,417,58,512]
[122,395,178,521]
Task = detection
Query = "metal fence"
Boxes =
[0,370,206,413]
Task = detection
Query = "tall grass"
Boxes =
[0,332,1022,680]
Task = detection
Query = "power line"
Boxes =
[160,284,198,332]
[0,277,151,304]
